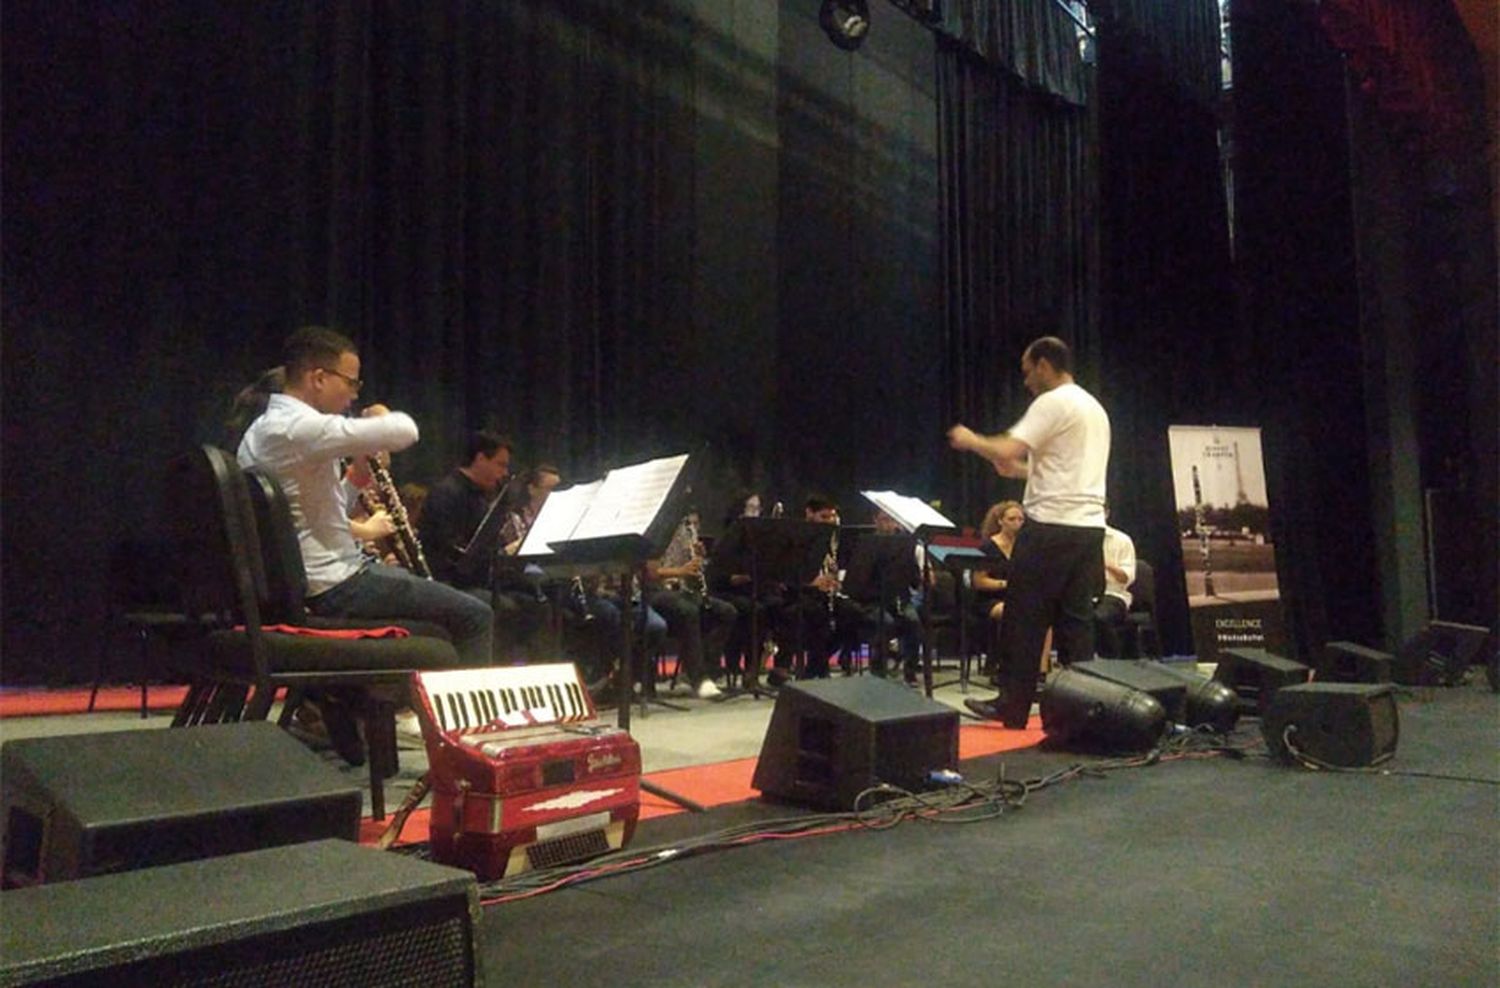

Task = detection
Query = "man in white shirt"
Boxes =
[1095,513,1136,658]
[948,336,1109,727]
[238,327,493,666]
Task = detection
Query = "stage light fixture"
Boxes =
[820,1,871,51]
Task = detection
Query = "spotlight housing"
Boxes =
[820,1,871,51]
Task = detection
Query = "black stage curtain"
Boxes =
[772,2,943,516]
[0,1,943,681]
[1233,0,1498,651]
[935,44,1097,529]
[290,1,700,475]
[1096,0,1223,108]
[1093,24,1238,657]
[1230,1,1376,657]
[936,0,1090,105]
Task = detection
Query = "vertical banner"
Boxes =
[1167,426,1288,664]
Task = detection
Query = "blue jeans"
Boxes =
[307,562,493,666]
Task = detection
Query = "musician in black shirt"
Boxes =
[419,431,546,659]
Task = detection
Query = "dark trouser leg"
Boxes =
[649,589,707,687]
[785,592,834,678]
[994,525,1104,724]
[700,595,737,683]
[308,563,493,666]
[719,592,754,675]
[633,602,668,685]
[1053,531,1105,666]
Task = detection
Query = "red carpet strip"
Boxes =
[0,686,190,718]
[359,720,1042,846]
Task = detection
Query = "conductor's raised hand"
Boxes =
[947,424,979,452]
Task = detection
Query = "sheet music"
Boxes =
[860,490,956,533]
[567,454,689,543]
[517,480,603,558]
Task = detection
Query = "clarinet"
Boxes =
[366,456,433,579]
[820,524,841,631]
[683,515,709,599]
[662,517,707,599]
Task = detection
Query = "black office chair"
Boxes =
[1120,559,1160,660]
[167,445,464,819]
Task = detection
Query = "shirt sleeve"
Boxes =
[1008,391,1060,450]
[282,410,420,464]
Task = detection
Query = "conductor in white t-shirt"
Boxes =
[948,336,1110,727]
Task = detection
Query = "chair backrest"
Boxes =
[1130,559,1156,614]
[165,446,273,677]
[243,468,313,625]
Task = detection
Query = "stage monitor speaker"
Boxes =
[0,839,483,987]
[2,722,361,887]
[1039,668,1167,751]
[1212,648,1311,713]
[1393,620,1491,687]
[1071,660,1190,722]
[1261,682,1399,768]
[751,677,958,811]
[1148,662,1241,733]
[1320,641,1393,683]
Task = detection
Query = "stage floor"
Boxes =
[4,670,1496,986]
[476,679,1499,988]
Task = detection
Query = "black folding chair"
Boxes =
[1121,559,1161,660]
[167,445,463,819]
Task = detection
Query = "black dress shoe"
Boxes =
[963,696,1029,729]
[318,698,367,767]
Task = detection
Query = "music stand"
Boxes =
[530,454,705,813]
[859,491,959,697]
[926,542,991,695]
[456,482,511,576]
[842,528,920,676]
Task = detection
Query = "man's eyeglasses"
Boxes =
[320,367,363,392]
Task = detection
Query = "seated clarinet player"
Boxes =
[773,495,870,681]
[642,509,737,699]
[418,432,547,661]
[237,327,494,664]
[236,328,493,764]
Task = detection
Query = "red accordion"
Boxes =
[412,663,640,880]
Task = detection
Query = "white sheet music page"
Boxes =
[860,490,957,533]
[518,480,603,557]
[568,453,689,542]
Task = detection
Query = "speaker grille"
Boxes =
[38,901,475,988]
[527,829,611,870]
[2,841,480,988]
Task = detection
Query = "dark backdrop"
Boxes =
[2,0,954,680]
[7,0,1486,683]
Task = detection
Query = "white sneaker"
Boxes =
[694,679,723,700]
